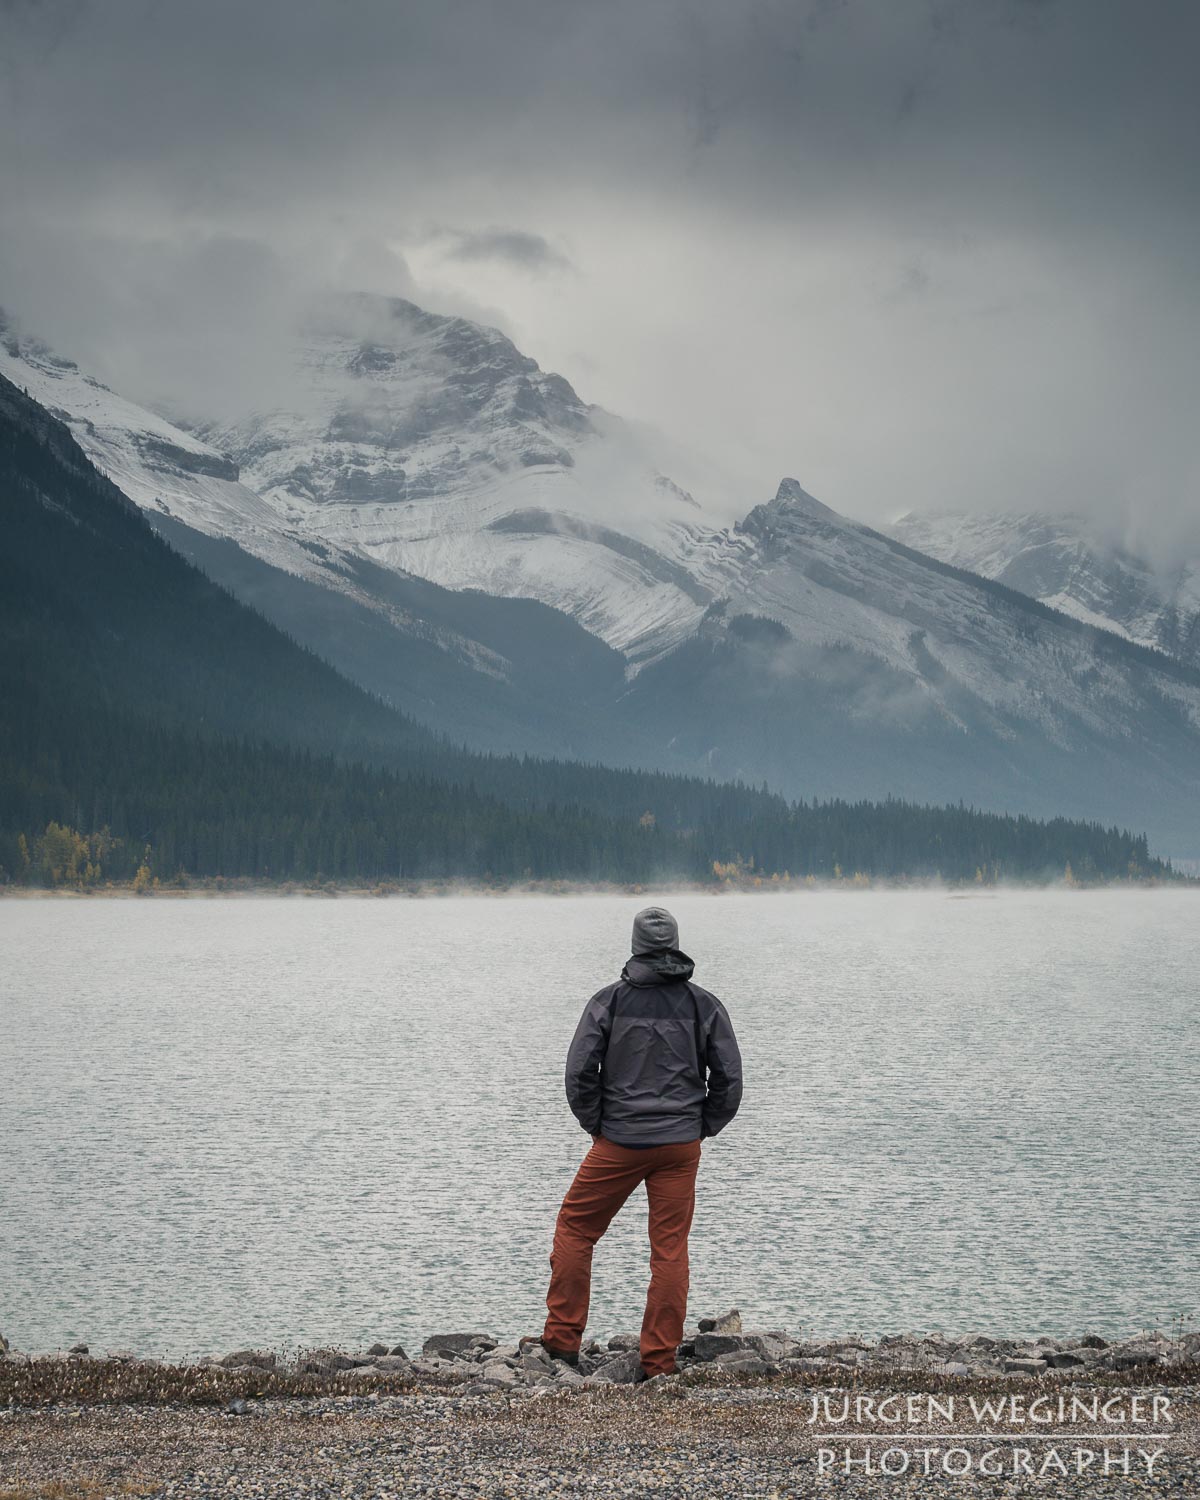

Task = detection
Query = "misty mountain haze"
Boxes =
[891,511,1200,673]
[2,1,1198,551]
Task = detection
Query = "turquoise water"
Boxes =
[1,890,1196,1358]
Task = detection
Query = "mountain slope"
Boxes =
[8,299,1200,857]
[6,369,1155,888]
[621,481,1200,856]
[0,372,439,760]
[891,510,1200,671]
[198,294,710,664]
[0,308,643,761]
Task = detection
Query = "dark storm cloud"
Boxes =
[441,230,572,274]
[1,0,1198,542]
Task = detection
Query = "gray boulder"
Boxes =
[301,1350,365,1373]
[936,1361,971,1378]
[1004,1358,1048,1375]
[421,1333,495,1360]
[694,1331,795,1362]
[697,1309,742,1335]
[1103,1333,1170,1370]
[751,1331,798,1362]
[1043,1349,1088,1369]
[693,1332,751,1360]
[607,1333,641,1351]
[715,1353,774,1376]
[220,1349,276,1370]
[367,1343,389,1356]
[371,1355,413,1373]
[520,1344,553,1375]
[410,1358,472,1382]
[1107,1349,1161,1370]
[591,1350,645,1384]
[389,1343,408,1358]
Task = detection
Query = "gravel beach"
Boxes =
[3,1322,1199,1500]
[2,1380,1199,1499]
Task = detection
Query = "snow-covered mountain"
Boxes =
[198,294,711,664]
[7,297,1200,856]
[891,511,1200,672]
[0,308,362,590]
[0,306,637,760]
[623,483,1200,854]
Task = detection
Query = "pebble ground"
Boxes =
[2,1383,1198,1499]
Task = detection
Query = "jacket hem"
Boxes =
[600,1125,703,1146]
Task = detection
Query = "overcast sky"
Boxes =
[2,0,1198,549]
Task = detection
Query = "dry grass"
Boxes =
[0,1357,418,1410]
[0,1483,155,1499]
[2,1354,1196,1411]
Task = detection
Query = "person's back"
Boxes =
[531,906,743,1380]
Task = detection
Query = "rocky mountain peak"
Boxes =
[773,476,831,512]
[735,477,847,549]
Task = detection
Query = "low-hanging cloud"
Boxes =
[441,228,573,274]
[0,0,1197,550]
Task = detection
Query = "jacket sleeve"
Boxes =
[701,997,743,1138]
[565,987,615,1135]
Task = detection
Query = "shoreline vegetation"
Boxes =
[2,867,1193,898]
[1,817,1190,898]
[2,876,1188,894]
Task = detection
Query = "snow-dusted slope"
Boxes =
[200,294,711,662]
[0,305,622,704]
[660,479,1200,745]
[0,309,331,583]
[891,511,1200,671]
[616,478,1200,855]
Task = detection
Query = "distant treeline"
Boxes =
[0,679,1169,887]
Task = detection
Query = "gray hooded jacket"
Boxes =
[564,949,743,1145]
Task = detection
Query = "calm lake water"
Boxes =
[2,890,1197,1359]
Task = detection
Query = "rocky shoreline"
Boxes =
[5,1312,1199,1397]
[4,1318,1199,1499]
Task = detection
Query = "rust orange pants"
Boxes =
[543,1135,702,1377]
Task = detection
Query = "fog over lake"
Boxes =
[3,891,1197,1358]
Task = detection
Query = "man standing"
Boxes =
[536,905,743,1379]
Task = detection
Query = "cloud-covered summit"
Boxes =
[2,0,1197,543]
